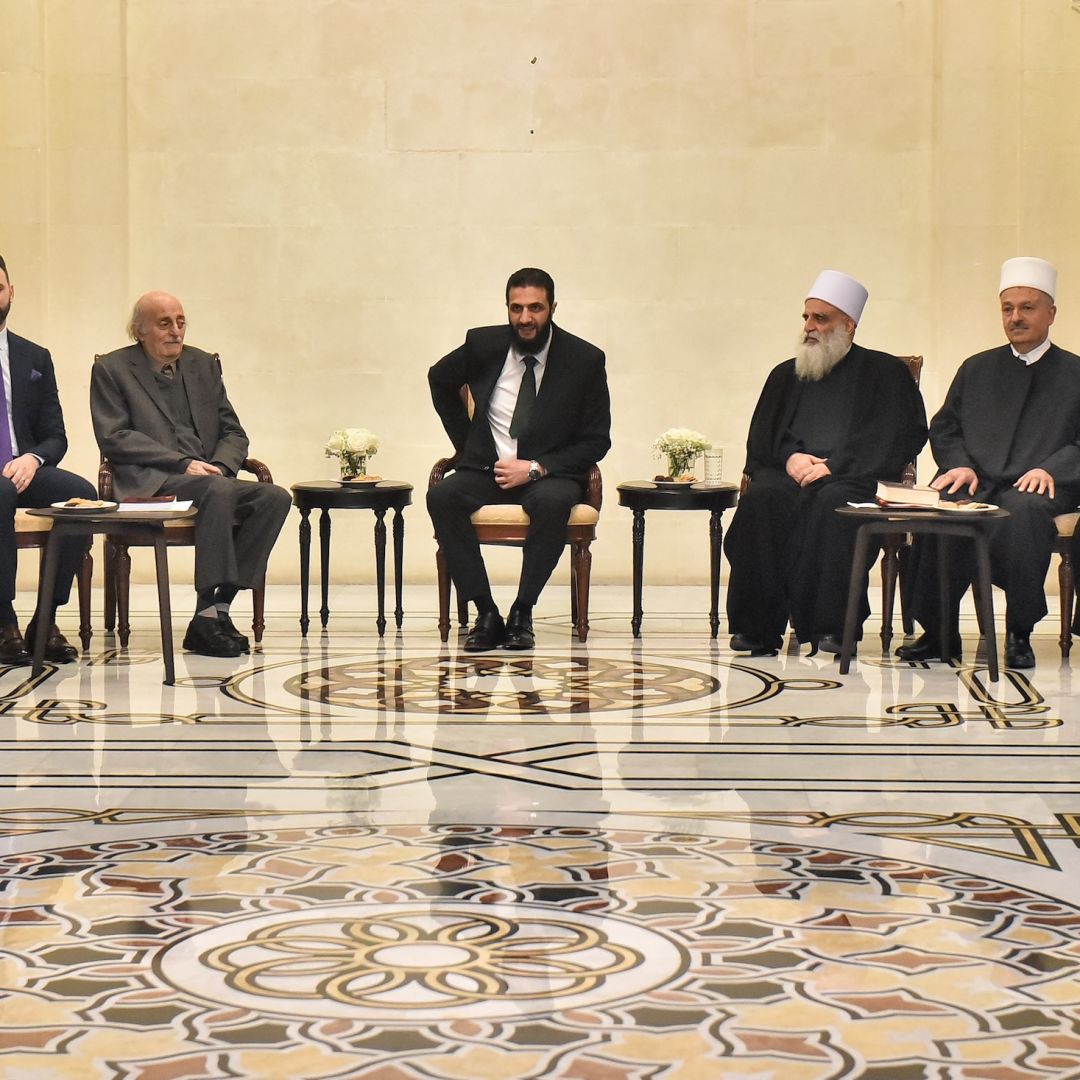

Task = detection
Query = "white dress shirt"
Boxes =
[486,332,552,462]
[0,327,22,457]
[1011,336,1052,366]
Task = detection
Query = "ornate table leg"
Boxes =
[319,508,331,629]
[631,508,645,638]
[374,508,388,636]
[840,524,873,674]
[972,529,999,682]
[152,528,176,686]
[298,507,311,635]
[709,510,723,639]
[392,508,405,630]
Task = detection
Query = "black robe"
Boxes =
[908,343,1080,633]
[725,343,928,647]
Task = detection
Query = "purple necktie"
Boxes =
[0,368,14,468]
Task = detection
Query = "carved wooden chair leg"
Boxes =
[436,547,452,642]
[252,579,266,644]
[1058,549,1074,658]
[570,557,579,625]
[573,540,592,642]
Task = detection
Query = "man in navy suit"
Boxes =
[428,268,611,651]
[0,254,96,665]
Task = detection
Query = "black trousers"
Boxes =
[908,483,1078,634]
[0,466,96,610]
[426,468,583,607]
[724,470,878,647]
[155,475,293,593]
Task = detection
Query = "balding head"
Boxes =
[129,292,186,366]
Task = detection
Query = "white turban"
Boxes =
[806,269,869,324]
[999,257,1057,302]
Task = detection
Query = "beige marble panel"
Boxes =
[0,73,43,147]
[42,0,123,76]
[0,148,44,224]
[0,0,41,73]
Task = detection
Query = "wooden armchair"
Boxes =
[428,409,602,643]
[97,457,274,647]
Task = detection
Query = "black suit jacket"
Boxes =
[90,344,249,501]
[6,331,68,466]
[428,323,611,481]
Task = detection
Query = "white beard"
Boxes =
[795,326,852,381]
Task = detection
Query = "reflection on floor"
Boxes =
[3,586,1080,1079]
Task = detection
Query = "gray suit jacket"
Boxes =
[90,344,249,501]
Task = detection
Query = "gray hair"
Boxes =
[127,298,144,342]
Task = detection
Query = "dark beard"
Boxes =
[0,300,9,328]
[510,318,552,354]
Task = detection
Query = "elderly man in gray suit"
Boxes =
[91,292,291,657]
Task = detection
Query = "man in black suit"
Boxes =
[91,291,292,658]
[428,267,611,651]
[0,254,97,665]
[898,257,1080,670]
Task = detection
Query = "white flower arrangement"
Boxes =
[325,428,379,478]
[652,427,712,478]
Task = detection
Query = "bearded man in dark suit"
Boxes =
[91,292,292,658]
[428,267,611,651]
[0,254,96,666]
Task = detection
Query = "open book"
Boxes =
[875,481,940,508]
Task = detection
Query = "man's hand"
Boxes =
[494,457,532,490]
[1,454,40,494]
[185,460,223,477]
[786,452,830,487]
[1014,467,1055,499]
[931,467,979,496]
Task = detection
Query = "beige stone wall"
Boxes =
[2,0,1079,592]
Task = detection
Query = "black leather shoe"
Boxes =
[463,610,506,652]
[815,633,847,656]
[1005,630,1035,670]
[217,612,250,653]
[729,633,778,657]
[896,632,962,662]
[183,616,244,657]
[25,620,78,664]
[0,623,30,666]
[504,603,535,650]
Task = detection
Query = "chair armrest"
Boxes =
[430,456,456,489]
[740,472,751,495]
[584,464,603,510]
[241,457,273,483]
[98,459,115,501]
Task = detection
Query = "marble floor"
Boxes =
[3,584,1080,1080]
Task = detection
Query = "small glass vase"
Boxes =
[666,453,694,479]
[340,454,367,481]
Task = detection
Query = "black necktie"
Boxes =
[509,355,537,439]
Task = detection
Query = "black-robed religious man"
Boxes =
[724,270,928,657]
[427,267,610,652]
[898,257,1080,670]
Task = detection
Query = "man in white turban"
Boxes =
[898,257,1080,670]
[725,271,928,656]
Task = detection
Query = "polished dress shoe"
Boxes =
[729,632,778,657]
[25,620,78,663]
[814,633,847,657]
[183,616,244,657]
[218,612,250,653]
[463,610,506,652]
[504,603,535,650]
[0,623,30,666]
[895,632,962,662]
[1005,630,1035,670]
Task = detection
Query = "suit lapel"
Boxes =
[128,347,176,426]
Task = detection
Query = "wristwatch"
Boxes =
[528,460,543,482]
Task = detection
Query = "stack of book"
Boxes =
[874,481,941,509]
